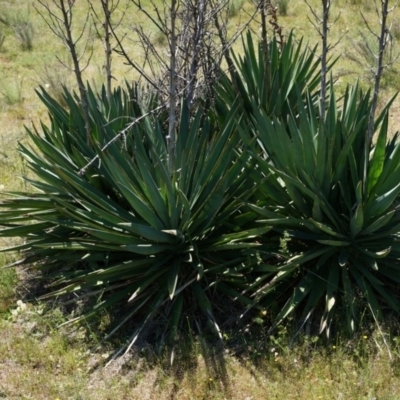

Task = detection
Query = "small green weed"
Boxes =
[275,0,291,16]
[229,0,245,18]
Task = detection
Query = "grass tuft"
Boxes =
[228,0,245,18]
[36,64,71,107]
[13,20,34,51]
[0,26,5,51]
[0,6,34,51]
[0,77,24,106]
[0,262,17,314]
[346,31,397,80]
[275,0,291,16]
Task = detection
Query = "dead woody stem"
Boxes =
[35,0,92,144]
[167,0,177,174]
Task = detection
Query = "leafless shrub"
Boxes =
[113,1,257,112]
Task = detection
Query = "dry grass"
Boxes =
[2,0,400,398]
[1,305,400,399]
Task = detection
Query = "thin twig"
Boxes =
[78,103,165,176]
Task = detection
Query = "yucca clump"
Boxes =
[216,32,400,336]
[241,85,400,335]
[0,84,272,349]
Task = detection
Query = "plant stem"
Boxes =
[260,0,271,104]
[102,0,112,102]
[168,0,177,174]
[58,0,91,145]
[367,0,390,141]
[320,0,330,121]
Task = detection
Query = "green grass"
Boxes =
[0,259,17,314]
[2,0,400,398]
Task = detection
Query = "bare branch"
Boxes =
[360,11,380,39]
[320,0,330,120]
[367,0,393,140]
[35,0,92,144]
[260,1,271,101]
[305,0,344,119]
[131,0,168,34]
[89,0,129,100]
[78,103,166,176]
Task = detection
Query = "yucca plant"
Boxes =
[0,84,271,351]
[240,82,400,335]
[216,31,330,124]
